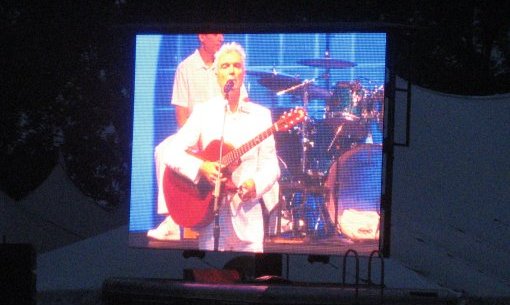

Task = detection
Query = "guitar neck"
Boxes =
[221,124,277,166]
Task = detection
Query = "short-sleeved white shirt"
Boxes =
[171,50,220,113]
[171,49,249,113]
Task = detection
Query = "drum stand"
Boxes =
[273,183,332,240]
[274,80,334,241]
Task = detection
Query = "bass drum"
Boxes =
[325,144,382,232]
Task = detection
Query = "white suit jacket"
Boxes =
[164,96,280,243]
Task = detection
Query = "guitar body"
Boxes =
[162,107,306,228]
[163,140,235,228]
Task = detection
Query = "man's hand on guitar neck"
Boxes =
[232,179,257,211]
[237,179,256,202]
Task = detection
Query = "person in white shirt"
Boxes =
[148,34,225,240]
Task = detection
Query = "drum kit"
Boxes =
[249,55,384,242]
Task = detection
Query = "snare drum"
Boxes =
[325,80,364,117]
[323,112,368,158]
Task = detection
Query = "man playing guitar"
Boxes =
[162,42,281,252]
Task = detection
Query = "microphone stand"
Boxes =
[213,92,230,251]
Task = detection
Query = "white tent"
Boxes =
[1,186,80,252]
[391,82,510,296]
[2,163,126,253]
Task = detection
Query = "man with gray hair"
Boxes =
[163,42,280,252]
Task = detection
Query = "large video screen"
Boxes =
[129,32,387,256]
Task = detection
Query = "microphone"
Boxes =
[224,79,234,95]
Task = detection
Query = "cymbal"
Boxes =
[247,70,331,99]
[298,58,356,69]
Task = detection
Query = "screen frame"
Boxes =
[126,22,396,258]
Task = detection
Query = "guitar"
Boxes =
[162,107,306,228]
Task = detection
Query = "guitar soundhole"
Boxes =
[196,178,213,199]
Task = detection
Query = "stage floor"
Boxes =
[130,231,379,256]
